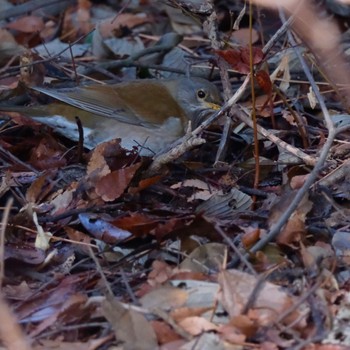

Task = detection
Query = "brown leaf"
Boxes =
[29,294,88,338]
[147,260,174,287]
[179,242,226,273]
[241,227,260,249]
[0,28,23,58]
[61,0,92,42]
[32,337,110,350]
[98,14,150,39]
[178,316,218,335]
[5,16,44,33]
[129,174,163,194]
[64,227,95,256]
[268,191,313,246]
[256,70,272,95]
[16,273,96,324]
[240,46,264,65]
[102,297,158,350]
[216,48,250,74]
[150,320,182,345]
[218,269,309,328]
[19,50,46,87]
[227,314,257,338]
[216,46,264,74]
[111,213,161,236]
[217,323,246,344]
[95,162,142,201]
[140,286,188,310]
[29,136,67,170]
[25,171,56,204]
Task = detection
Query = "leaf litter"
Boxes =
[0,0,350,349]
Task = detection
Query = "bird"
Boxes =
[1,77,222,156]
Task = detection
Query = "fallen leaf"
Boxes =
[218,269,309,327]
[178,316,218,335]
[95,162,141,201]
[5,16,44,33]
[102,297,158,350]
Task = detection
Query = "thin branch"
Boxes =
[246,8,337,255]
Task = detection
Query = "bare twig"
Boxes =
[235,105,317,166]
[0,197,13,287]
[88,247,114,297]
[245,8,338,255]
[211,220,257,276]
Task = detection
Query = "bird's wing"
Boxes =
[32,81,187,128]
[33,85,142,126]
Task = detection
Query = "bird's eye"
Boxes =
[197,89,206,99]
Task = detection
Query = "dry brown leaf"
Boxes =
[179,332,232,350]
[268,192,313,246]
[86,142,113,179]
[217,323,246,344]
[140,286,188,310]
[95,162,141,201]
[29,137,66,170]
[290,174,310,190]
[98,14,149,38]
[0,28,24,58]
[231,28,259,45]
[29,293,88,337]
[215,47,264,74]
[77,0,92,36]
[61,0,93,42]
[227,314,258,338]
[170,306,213,323]
[5,16,44,33]
[147,260,174,287]
[102,297,158,350]
[218,269,309,328]
[178,316,218,335]
[150,320,182,345]
[25,171,56,204]
[64,227,95,255]
[179,243,226,273]
[32,336,110,350]
[111,213,160,236]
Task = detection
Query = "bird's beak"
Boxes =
[206,102,221,111]
[192,102,221,128]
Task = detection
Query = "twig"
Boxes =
[0,145,39,174]
[146,131,206,174]
[235,105,317,166]
[245,8,337,255]
[75,116,84,163]
[82,34,183,74]
[88,247,114,297]
[119,268,139,306]
[202,8,234,164]
[211,220,257,276]
[316,158,350,187]
[147,75,250,174]
[274,278,321,327]
[0,197,13,288]
[262,14,294,55]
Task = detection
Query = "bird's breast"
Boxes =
[87,116,185,156]
[33,113,185,156]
